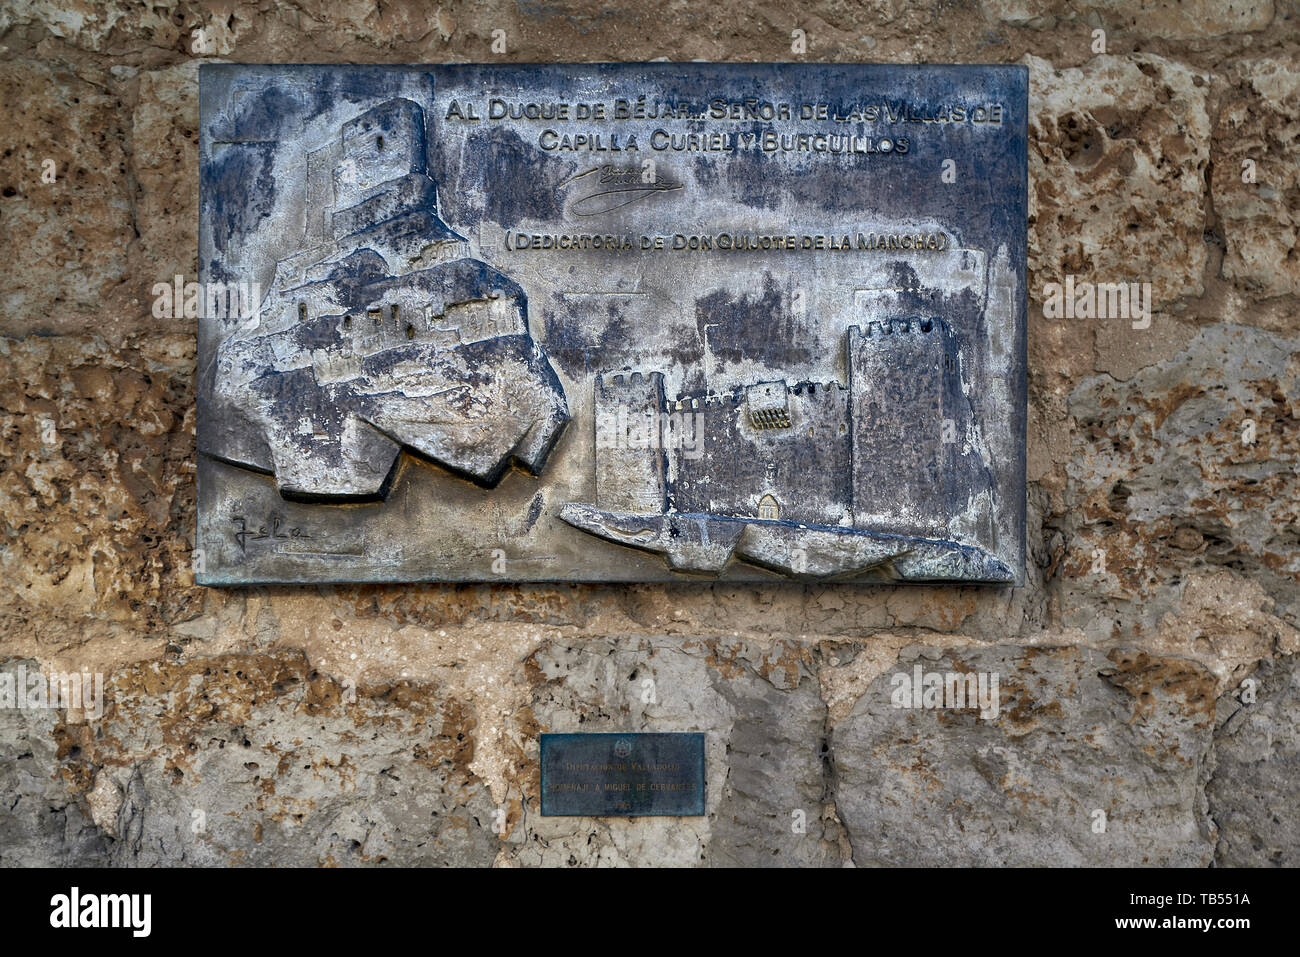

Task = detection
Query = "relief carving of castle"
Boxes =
[562,317,1012,582]
[209,98,570,500]
[199,71,1021,585]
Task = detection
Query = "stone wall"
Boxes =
[1,0,1297,867]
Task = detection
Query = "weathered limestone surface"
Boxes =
[2,0,1298,866]
[0,661,110,866]
[1061,325,1300,645]
[1211,54,1300,299]
[1027,52,1211,306]
[834,645,1218,867]
[985,0,1277,39]
[0,653,499,866]
[1208,653,1300,866]
[0,335,198,637]
[0,59,134,335]
[134,61,201,291]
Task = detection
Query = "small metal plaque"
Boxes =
[196,64,1027,585]
[540,733,706,816]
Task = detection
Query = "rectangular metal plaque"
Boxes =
[196,63,1027,585]
[540,733,706,816]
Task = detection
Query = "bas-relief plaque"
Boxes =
[197,63,1028,585]
[540,733,706,817]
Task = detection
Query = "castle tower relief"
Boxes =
[206,96,569,500]
[848,318,994,542]
[563,319,1006,581]
[594,372,668,515]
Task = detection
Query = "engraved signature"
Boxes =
[560,164,684,217]
[232,514,312,552]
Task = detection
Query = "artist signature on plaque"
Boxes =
[561,164,684,216]
[231,514,312,552]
